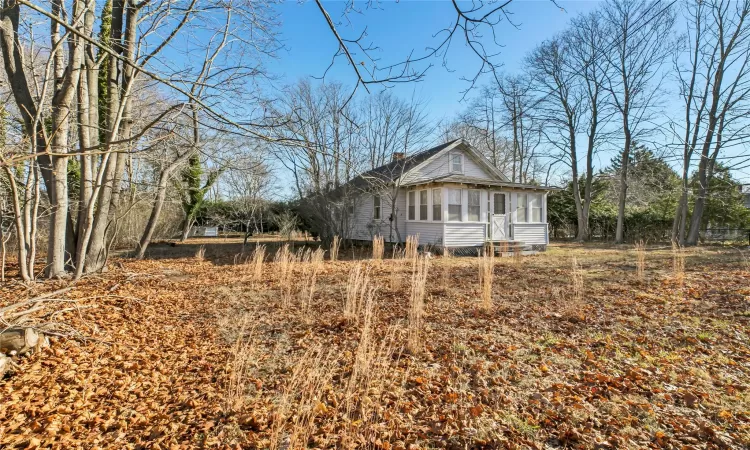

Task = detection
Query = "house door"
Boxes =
[492,193,507,240]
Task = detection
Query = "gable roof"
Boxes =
[346,139,461,191]
[401,139,509,184]
[343,138,554,193]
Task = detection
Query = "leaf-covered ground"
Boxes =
[1,241,749,449]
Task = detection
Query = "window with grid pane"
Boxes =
[419,190,428,220]
[468,190,480,221]
[450,153,463,173]
[530,193,542,222]
[432,189,441,221]
[373,195,381,220]
[448,189,462,221]
[408,191,415,220]
[517,193,528,222]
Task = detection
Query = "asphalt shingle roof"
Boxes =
[345,140,460,191]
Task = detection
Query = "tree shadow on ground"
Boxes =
[134,237,382,266]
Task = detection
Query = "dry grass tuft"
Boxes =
[634,240,646,280]
[408,255,429,353]
[329,235,340,261]
[344,263,370,321]
[372,235,384,260]
[672,239,685,282]
[442,247,452,288]
[301,248,325,311]
[250,245,266,283]
[224,321,256,414]
[195,245,206,261]
[389,259,402,291]
[344,316,404,442]
[269,345,334,450]
[512,243,523,264]
[405,235,419,261]
[347,289,377,397]
[571,256,584,303]
[274,244,297,307]
[478,248,494,310]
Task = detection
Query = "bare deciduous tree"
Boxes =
[673,0,750,245]
[601,0,675,244]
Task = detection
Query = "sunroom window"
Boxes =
[408,191,416,220]
[448,189,462,221]
[432,189,441,221]
[419,190,428,220]
[468,190,480,221]
[517,193,542,223]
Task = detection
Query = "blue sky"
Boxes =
[268,0,602,123]
[250,0,750,188]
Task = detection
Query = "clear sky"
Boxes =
[268,0,602,123]
[253,0,750,188]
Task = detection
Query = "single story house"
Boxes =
[345,139,556,252]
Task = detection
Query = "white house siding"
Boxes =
[350,190,407,243]
[444,223,486,247]
[404,222,444,247]
[350,192,375,241]
[508,191,549,244]
[402,146,492,184]
[349,187,549,248]
[512,223,548,245]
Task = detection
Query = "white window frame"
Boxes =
[407,191,416,221]
[468,189,481,222]
[432,188,442,222]
[449,152,464,173]
[517,193,528,223]
[529,193,542,223]
[373,195,381,220]
[419,190,428,221]
[447,188,463,222]
[516,192,543,223]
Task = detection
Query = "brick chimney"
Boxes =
[392,152,405,162]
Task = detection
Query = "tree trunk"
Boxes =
[580,109,597,242]
[135,147,196,258]
[568,131,585,243]
[46,0,86,278]
[614,130,631,244]
[181,218,193,241]
[2,167,30,281]
[135,171,170,259]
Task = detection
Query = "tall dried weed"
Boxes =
[250,244,266,283]
[408,255,429,353]
[478,249,494,310]
[344,263,370,321]
[269,345,334,450]
[223,320,256,414]
[571,256,584,302]
[329,235,340,261]
[389,260,402,291]
[275,244,297,307]
[442,247,452,289]
[405,234,419,261]
[301,248,325,311]
[634,240,646,280]
[372,235,384,260]
[672,239,685,282]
